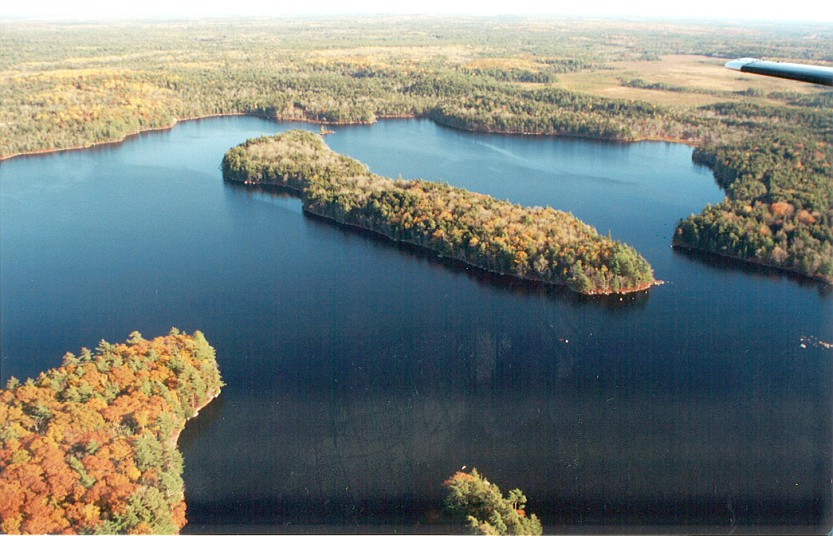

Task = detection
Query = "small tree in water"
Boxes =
[444,468,543,535]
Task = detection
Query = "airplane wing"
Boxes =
[725,58,833,86]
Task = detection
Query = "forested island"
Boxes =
[222,130,655,294]
[0,330,223,534]
[0,17,831,535]
[0,18,831,281]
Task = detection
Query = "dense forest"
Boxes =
[2,18,831,158]
[0,18,831,279]
[675,105,833,282]
[0,330,223,534]
[223,130,655,294]
[0,17,833,280]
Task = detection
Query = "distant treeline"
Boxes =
[2,19,831,283]
[0,330,223,534]
[4,20,830,158]
[222,130,655,295]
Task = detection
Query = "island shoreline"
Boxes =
[222,131,657,296]
[301,204,659,296]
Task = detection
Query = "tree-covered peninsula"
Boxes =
[675,109,833,283]
[0,330,223,534]
[2,18,830,283]
[222,130,655,295]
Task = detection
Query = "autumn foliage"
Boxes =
[0,330,223,534]
[222,130,655,295]
[676,132,832,283]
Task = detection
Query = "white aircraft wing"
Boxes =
[726,58,833,86]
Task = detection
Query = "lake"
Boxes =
[1,116,831,533]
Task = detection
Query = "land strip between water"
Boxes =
[2,18,830,284]
[222,130,656,295]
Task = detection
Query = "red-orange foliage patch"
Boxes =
[0,330,222,534]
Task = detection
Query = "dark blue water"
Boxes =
[1,117,831,534]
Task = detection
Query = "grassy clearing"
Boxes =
[556,54,828,109]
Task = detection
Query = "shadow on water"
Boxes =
[224,179,301,201]
[183,492,829,534]
[178,393,226,452]
[7,117,827,535]
[672,245,833,297]
[225,181,652,312]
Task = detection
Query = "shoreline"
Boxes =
[171,389,222,533]
[0,111,691,162]
[226,177,658,296]
[672,240,833,285]
[301,203,658,297]
[10,112,813,290]
[0,113,249,162]
[169,389,222,449]
[10,114,785,292]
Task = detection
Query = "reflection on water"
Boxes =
[180,323,831,531]
[1,117,830,534]
[673,246,833,298]
[227,181,657,310]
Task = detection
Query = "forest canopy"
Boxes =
[444,468,543,535]
[1,18,831,282]
[0,330,223,534]
[222,130,655,294]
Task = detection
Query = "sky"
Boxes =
[3,0,832,22]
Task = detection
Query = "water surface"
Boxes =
[1,117,830,533]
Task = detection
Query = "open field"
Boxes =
[557,54,829,107]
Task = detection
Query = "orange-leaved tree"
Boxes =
[0,329,222,534]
